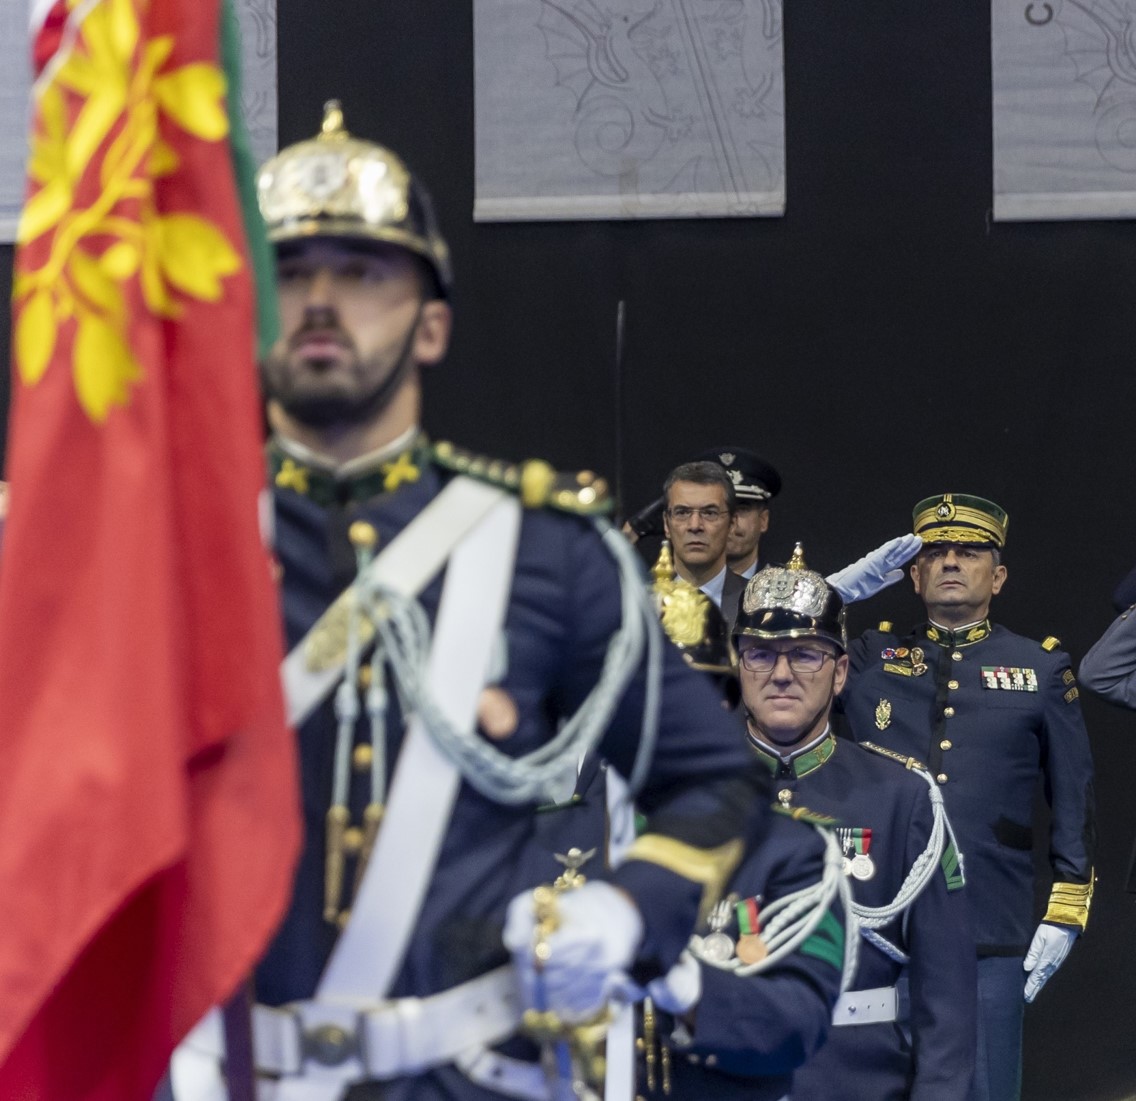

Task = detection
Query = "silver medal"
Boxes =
[851,853,876,881]
[701,931,736,963]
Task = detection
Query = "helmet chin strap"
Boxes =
[336,303,425,428]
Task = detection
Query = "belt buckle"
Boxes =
[303,1020,361,1067]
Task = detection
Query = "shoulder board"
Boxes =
[877,621,893,632]
[431,442,613,517]
[1041,636,1061,652]
[859,740,929,773]
[772,802,839,828]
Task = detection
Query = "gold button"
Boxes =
[342,827,364,854]
[937,773,948,784]
[943,706,955,718]
[358,665,373,689]
[952,651,963,662]
[778,788,793,806]
[705,1054,718,1068]
[353,744,374,771]
[348,521,378,549]
[940,739,953,751]
[948,679,959,690]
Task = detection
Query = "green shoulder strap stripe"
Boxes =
[800,909,845,971]
[941,841,966,892]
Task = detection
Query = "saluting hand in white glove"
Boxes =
[826,533,924,604]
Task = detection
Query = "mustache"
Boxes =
[288,314,355,352]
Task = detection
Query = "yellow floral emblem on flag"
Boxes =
[13,0,242,423]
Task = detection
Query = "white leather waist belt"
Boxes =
[832,985,898,1026]
[454,1048,550,1101]
[185,967,521,1081]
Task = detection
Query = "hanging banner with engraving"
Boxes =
[474,0,785,221]
[993,0,1136,220]
[0,0,277,243]
[0,3,32,240]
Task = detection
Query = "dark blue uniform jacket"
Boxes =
[258,454,772,1100]
[660,810,846,1101]
[757,734,976,1101]
[844,623,1095,956]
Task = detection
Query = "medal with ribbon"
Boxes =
[735,895,767,964]
[850,827,876,881]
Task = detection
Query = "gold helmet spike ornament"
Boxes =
[256,100,452,297]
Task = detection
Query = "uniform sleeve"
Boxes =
[1039,650,1096,905]
[903,785,977,1100]
[553,518,772,977]
[681,824,844,1076]
[1111,564,1136,612]
[1080,608,1136,709]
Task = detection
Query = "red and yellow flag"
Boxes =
[0,1,300,1096]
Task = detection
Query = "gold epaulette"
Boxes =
[859,740,928,773]
[1042,636,1061,652]
[772,802,838,828]
[431,442,613,516]
[1044,875,1095,931]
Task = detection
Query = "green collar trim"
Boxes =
[747,729,836,779]
[924,619,992,648]
[268,436,432,508]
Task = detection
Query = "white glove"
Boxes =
[1023,923,1078,1003]
[645,948,702,1015]
[826,534,924,604]
[504,880,645,1021]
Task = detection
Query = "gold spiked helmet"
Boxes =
[257,100,452,297]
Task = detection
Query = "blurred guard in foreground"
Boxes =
[170,102,777,1101]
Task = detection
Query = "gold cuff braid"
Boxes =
[625,835,744,926]
[1043,875,1095,931]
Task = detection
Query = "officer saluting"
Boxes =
[842,495,1095,1101]
[169,103,778,1101]
[729,550,976,1101]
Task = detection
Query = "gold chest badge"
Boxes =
[875,698,892,730]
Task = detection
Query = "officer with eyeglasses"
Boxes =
[728,549,977,1101]
[661,460,747,632]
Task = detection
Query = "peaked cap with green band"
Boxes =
[912,494,1008,549]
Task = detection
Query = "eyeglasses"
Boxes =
[665,506,728,524]
[739,646,835,673]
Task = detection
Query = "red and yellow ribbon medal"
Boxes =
[735,896,767,964]
[851,827,876,881]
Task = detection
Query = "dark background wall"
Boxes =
[4,1,1136,1097]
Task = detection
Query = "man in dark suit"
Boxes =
[662,461,747,633]
[695,446,781,580]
